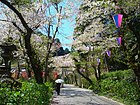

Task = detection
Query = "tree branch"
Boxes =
[0,19,25,35]
[0,0,31,31]
[0,19,10,22]
[12,22,26,35]
[32,23,41,30]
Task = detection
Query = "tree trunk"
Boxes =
[104,54,109,72]
[76,68,93,85]
[45,51,50,82]
[135,33,140,88]
[24,31,43,84]
[97,62,101,80]
[92,64,100,81]
[73,71,78,86]
[19,35,32,78]
[73,58,93,85]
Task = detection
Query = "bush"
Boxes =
[0,81,53,105]
[87,77,101,93]
[99,70,140,105]
[81,78,90,88]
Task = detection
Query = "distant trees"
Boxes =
[52,38,70,56]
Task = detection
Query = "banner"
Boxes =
[116,37,122,45]
[97,58,100,64]
[113,14,123,28]
[106,50,111,57]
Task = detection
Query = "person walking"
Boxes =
[55,78,64,95]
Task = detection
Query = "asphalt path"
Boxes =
[51,84,124,105]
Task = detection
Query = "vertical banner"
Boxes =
[106,50,111,57]
[97,58,100,64]
[116,37,122,45]
[113,14,123,28]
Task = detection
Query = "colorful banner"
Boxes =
[97,58,100,64]
[106,50,111,57]
[116,37,122,45]
[113,14,123,28]
[80,69,85,72]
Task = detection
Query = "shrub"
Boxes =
[0,81,53,105]
[99,70,140,105]
[81,78,90,88]
[88,77,101,93]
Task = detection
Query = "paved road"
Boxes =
[51,84,124,105]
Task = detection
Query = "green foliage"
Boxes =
[88,77,101,93]
[100,70,140,105]
[106,47,129,71]
[81,77,90,88]
[0,81,53,105]
[81,70,140,105]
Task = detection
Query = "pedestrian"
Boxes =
[56,83,61,95]
[55,78,64,95]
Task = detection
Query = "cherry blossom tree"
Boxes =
[0,0,82,83]
[72,0,117,85]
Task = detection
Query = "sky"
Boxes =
[56,19,75,50]
[54,0,81,51]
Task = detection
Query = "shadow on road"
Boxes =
[51,84,124,105]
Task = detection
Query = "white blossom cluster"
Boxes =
[73,0,118,53]
[52,54,74,69]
